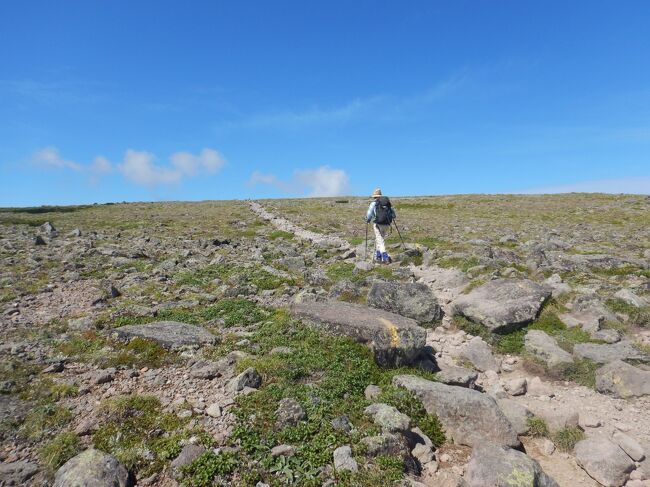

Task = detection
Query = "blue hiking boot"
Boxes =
[381,252,392,264]
[375,250,382,262]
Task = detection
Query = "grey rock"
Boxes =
[459,336,499,372]
[393,374,520,448]
[275,398,306,428]
[560,310,604,333]
[591,329,622,343]
[364,403,411,433]
[524,330,574,368]
[575,437,635,487]
[92,368,116,385]
[612,431,645,462]
[573,341,649,365]
[411,442,435,465]
[53,449,131,487]
[68,316,94,332]
[331,415,352,433]
[503,377,527,396]
[451,279,551,332]
[0,461,38,486]
[190,361,221,380]
[496,398,534,435]
[271,444,295,457]
[170,444,206,476]
[367,281,442,324]
[596,360,650,398]
[365,384,382,400]
[361,433,409,457]
[333,445,357,472]
[436,364,478,388]
[40,221,57,234]
[277,256,306,272]
[291,301,426,367]
[355,260,374,272]
[465,443,559,487]
[113,321,217,349]
[614,289,648,308]
[230,367,262,393]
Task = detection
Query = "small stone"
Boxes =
[541,438,556,456]
[411,443,435,465]
[333,445,358,472]
[331,415,352,433]
[365,384,381,400]
[364,403,411,433]
[579,413,602,429]
[170,444,206,477]
[275,398,306,428]
[503,377,527,396]
[206,404,222,418]
[271,444,295,457]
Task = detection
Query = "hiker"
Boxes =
[365,188,396,263]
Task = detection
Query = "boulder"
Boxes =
[361,433,409,457]
[0,461,38,486]
[596,360,650,398]
[367,281,442,324]
[465,443,559,487]
[291,301,426,366]
[393,374,520,448]
[53,449,131,487]
[113,321,217,349]
[612,431,645,462]
[436,364,478,388]
[170,444,206,476]
[495,399,534,435]
[614,289,648,308]
[451,279,551,332]
[560,311,603,333]
[524,330,573,368]
[275,398,306,428]
[229,367,262,393]
[364,403,411,433]
[574,438,635,487]
[573,341,650,365]
[459,336,499,372]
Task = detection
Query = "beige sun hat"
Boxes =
[371,187,382,198]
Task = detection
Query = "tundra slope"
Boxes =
[0,194,649,487]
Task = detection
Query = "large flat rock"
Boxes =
[465,443,559,487]
[113,321,217,349]
[367,281,442,324]
[393,374,520,448]
[451,279,551,332]
[575,438,635,487]
[291,301,426,367]
[573,341,650,365]
[524,330,574,368]
[596,360,650,398]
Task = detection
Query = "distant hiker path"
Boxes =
[249,201,352,250]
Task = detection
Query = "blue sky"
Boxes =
[1,1,649,206]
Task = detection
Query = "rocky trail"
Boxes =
[1,195,649,487]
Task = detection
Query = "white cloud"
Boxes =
[33,146,82,171]
[91,156,112,174]
[118,150,183,186]
[517,176,650,195]
[118,148,226,187]
[170,148,226,176]
[248,165,351,197]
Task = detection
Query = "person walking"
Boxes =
[365,188,396,264]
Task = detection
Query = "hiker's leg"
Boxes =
[373,224,386,253]
[377,225,391,263]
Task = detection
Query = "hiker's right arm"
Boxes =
[365,202,375,223]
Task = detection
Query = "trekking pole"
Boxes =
[365,222,368,259]
[392,219,406,248]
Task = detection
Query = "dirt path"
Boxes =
[250,201,352,250]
